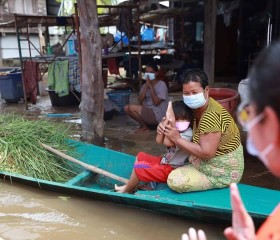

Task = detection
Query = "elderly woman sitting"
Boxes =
[158,69,244,193]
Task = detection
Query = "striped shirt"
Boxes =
[192,98,241,156]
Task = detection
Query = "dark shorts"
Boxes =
[141,106,158,125]
[134,152,174,183]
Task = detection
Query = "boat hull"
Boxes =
[1,140,279,225]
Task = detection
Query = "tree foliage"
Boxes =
[56,0,119,15]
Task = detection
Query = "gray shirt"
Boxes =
[161,128,193,167]
[140,80,168,123]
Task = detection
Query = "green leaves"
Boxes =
[0,114,79,182]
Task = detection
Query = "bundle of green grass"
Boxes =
[0,114,79,182]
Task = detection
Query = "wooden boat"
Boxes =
[1,139,280,225]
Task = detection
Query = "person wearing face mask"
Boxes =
[180,42,280,240]
[157,69,244,193]
[124,62,168,132]
[115,101,193,193]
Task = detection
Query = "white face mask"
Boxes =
[183,92,206,109]
[144,72,156,80]
[246,136,274,167]
[245,113,275,167]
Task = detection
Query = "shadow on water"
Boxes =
[104,136,136,153]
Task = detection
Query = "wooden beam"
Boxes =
[203,0,217,86]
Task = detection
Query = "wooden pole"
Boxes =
[26,19,32,59]
[74,3,82,85]
[137,3,142,89]
[204,0,217,86]
[78,0,104,145]
[15,14,28,110]
[0,35,3,67]
[38,24,45,55]
[41,143,128,184]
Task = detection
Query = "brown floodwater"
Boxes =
[0,182,228,240]
[0,93,278,240]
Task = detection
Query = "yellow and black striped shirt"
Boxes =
[193,98,241,156]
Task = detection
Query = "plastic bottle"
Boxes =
[47,43,53,55]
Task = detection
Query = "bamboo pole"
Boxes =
[74,3,82,85]
[14,14,28,110]
[41,143,129,184]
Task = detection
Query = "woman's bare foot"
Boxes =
[114,184,127,193]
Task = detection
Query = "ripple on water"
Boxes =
[0,212,80,226]
[0,194,25,206]
[0,193,81,228]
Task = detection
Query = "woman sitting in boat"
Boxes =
[158,69,244,193]
[124,61,168,132]
[115,100,193,193]
[181,41,280,240]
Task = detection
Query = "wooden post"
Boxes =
[15,14,28,110]
[74,3,82,85]
[77,0,104,145]
[137,3,142,88]
[0,33,3,67]
[204,0,217,86]
[38,24,45,54]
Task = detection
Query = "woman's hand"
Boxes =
[145,77,152,88]
[163,122,181,143]
[224,183,256,240]
[181,228,207,240]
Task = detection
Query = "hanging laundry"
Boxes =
[23,60,38,104]
[48,60,69,97]
[107,58,120,75]
[68,59,81,92]
[117,8,134,37]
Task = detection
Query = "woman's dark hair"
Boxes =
[172,100,193,122]
[181,69,209,89]
[146,61,159,72]
[249,42,280,118]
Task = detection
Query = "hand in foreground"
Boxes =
[163,122,181,142]
[224,183,256,240]
[181,228,207,240]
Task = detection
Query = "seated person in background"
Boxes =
[238,78,250,131]
[238,78,250,103]
[115,100,193,193]
[124,61,168,132]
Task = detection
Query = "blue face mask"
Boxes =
[183,92,206,109]
[144,72,156,80]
